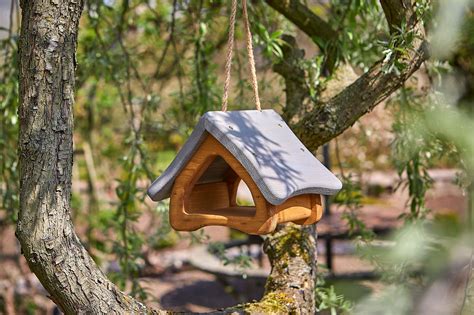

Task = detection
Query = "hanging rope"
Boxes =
[242,0,261,111]
[221,0,237,112]
[221,0,261,112]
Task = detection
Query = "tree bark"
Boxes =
[16,0,159,313]
[206,225,318,314]
[261,225,317,312]
[273,35,309,122]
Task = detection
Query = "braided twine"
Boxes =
[221,0,261,112]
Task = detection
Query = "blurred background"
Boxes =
[0,0,473,314]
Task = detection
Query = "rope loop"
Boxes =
[221,0,261,112]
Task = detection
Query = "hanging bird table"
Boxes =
[147,0,342,235]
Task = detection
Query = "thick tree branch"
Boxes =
[261,225,317,312]
[296,41,428,149]
[273,0,429,150]
[264,0,337,45]
[273,35,309,122]
[380,0,414,33]
[215,225,318,314]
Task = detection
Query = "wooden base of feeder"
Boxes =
[170,135,323,235]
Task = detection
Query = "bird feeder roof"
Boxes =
[148,109,342,205]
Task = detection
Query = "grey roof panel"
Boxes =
[147,109,342,205]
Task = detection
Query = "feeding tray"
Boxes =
[147,110,342,235]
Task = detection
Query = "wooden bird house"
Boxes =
[147,110,342,235]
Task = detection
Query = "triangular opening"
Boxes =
[236,180,255,206]
[186,155,256,217]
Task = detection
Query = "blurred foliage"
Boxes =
[325,0,387,72]
[208,242,253,276]
[332,175,371,238]
[316,265,353,314]
[0,28,19,223]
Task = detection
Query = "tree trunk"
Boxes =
[16,0,158,313]
[261,225,318,312]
